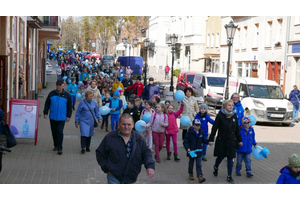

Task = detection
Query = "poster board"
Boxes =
[8,98,39,145]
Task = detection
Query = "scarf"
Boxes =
[88,86,97,94]
[221,108,235,118]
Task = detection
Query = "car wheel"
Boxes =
[282,122,291,126]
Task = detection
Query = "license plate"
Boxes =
[270,114,284,118]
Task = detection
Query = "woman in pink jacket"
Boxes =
[165,101,184,161]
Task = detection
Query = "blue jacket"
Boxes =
[96,129,155,184]
[183,126,208,157]
[276,166,300,184]
[43,89,72,121]
[142,83,160,101]
[109,97,122,115]
[67,83,78,96]
[75,99,101,137]
[194,112,214,135]
[236,126,257,153]
[289,90,300,105]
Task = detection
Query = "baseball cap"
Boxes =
[242,117,250,124]
[56,80,64,85]
[193,119,201,126]
[149,77,154,81]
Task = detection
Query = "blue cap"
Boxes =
[113,91,119,96]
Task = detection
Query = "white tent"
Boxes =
[116,42,132,56]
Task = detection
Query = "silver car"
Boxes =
[101,55,114,67]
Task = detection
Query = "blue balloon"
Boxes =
[95,64,98,67]
[85,62,88,66]
[252,146,270,160]
[180,115,190,126]
[123,102,127,109]
[63,76,67,80]
[71,71,74,73]
[135,120,146,132]
[79,57,81,59]
[99,106,110,115]
[89,65,93,69]
[142,113,151,123]
[55,64,58,68]
[175,90,185,101]
[105,103,110,107]
[120,74,124,77]
[76,93,82,99]
[248,115,257,126]
[68,79,71,84]
[92,73,95,75]
[78,81,83,86]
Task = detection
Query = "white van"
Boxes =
[192,73,227,106]
[226,77,293,126]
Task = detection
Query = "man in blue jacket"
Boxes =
[43,80,72,155]
[142,77,160,102]
[96,113,155,184]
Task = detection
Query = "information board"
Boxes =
[8,98,39,145]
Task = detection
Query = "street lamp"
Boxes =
[169,33,178,92]
[132,37,138,56]
[122,37,128,55]
[224,20,238,100]
[143,38,150,86]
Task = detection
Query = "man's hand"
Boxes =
[209,142,214,146]
[146,168,154,179]
[44,115,47,119]
[187,149,190,152]
[239,142,243,146]
[66,117,70,122]
[75,124,79,128]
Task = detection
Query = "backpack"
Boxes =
[165,66,169,73]
[153,112,166,122]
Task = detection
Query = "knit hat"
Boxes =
[242,117,251,124]
[289,154,300,167]
[113,91,119,96]
[199,104,207,111]
[119,90,123,94]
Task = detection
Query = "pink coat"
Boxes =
[126,68,133,75]
[165,104,184,134]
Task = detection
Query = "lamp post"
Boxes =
[143,38,150,86]
[169,33,178,92]
[122,37,127,56]
[133,37,138,56]
[224,20,238,100]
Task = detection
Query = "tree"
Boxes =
[60,16,80,51]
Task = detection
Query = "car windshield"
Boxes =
[103,56,114,60]
[186,75,195,83]
[207,77,226,87]
[247,85,284,99]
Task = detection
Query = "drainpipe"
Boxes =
[283,16,290,95]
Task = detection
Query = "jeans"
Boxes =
[152,132,164,158]
[165,72,169,79]
[81,136,91,149]
[214,156,234,177]
[102,114,110,127]
[49,120,65,150]
[166,133,178,154]
[107,174,135,184]
[293,104,299,121]
[71,95,76,108]
[111,114,119,131]
[236,152,251,172]
[57,75,62,81]
[188,156,202,177]
[202,134,208,156]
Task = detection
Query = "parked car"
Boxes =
[46,62,52,74]
[102,55,115,67]
[117,56,144,79]
[92,53,101,59]
[81,51,91,59]
[176,71,196,91]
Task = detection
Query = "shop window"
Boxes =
[237,62,243,77]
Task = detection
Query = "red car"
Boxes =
[176,71,196,91]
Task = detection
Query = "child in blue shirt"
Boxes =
[194,104,214,161]
[276,154,300,184]
[235,117,257,177]
[67,78,78,110]
[109,90,122,131]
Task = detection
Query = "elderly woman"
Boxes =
[86,80,102,108]
[180,87,199,140]
[289,85,300,123]
[208,99,243,184]
[75,91,102,154]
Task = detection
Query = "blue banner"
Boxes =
[292,44,300,53]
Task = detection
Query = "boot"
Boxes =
[167,152,171,160]
[198,175,206,183]
[101,124,104,129]
[174,153,180,162]
[189,174,194,180]
[105,126,109,132]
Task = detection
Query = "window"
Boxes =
[207,34,210,47]
[201,77,206,88]
[247,85,283,99]
[211,34,214,48]
[206,77,226,87]
[237,62,243,77]
[266,21,272,46]
[216,33,219,47]
[242,26,247,49]
[245,62,251,77]
[276,18,283,44]
[236,28,240,49]
[238,83,248,97]
[222,62,225,74]
[253,23,259,47]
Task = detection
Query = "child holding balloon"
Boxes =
[142,103,168,163]
[101,92,111,132]
[140,101,155,151]
[235,117,257,177]
[165,101,184,161]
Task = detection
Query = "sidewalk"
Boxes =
[0,62,299,184]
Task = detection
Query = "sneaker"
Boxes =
[247,172,254,178]
[86,147,90,152]
[227,176,234,184]
[189,174,194,180]
[57,150,63,155]
[53,147,58,151]
[198,175,206,183]
[155,157,161,163]
[81,148,85,154]
[213,166,218,177]
[236,170,241,176]
[202,155,207,161]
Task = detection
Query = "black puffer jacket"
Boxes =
[96,129,155,184]
[208,111,242,158]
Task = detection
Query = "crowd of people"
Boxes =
[40,52,300,184]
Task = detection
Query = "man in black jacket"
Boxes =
[96,113,155,184]
[121,74,133,101]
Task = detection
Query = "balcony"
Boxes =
[33,16,61,41]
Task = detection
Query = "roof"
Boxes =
[195,72,227,77]
[239,77,279,86]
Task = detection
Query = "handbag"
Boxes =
[83,99,98,128]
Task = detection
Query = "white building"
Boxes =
[148,16,207,72]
